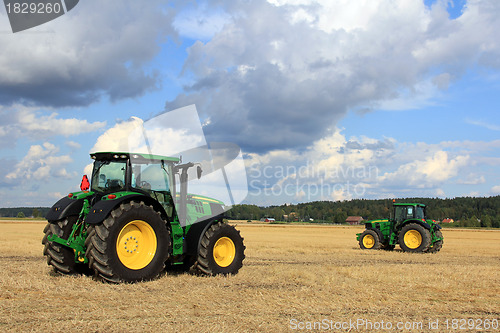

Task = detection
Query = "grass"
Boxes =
[0,222,499,332]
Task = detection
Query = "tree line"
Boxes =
[226,196,500,228]
[1,196,499,228]
[0,207,49,218]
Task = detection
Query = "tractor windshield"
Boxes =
[91,160,127,193]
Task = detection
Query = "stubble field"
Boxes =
[0,221,499,332]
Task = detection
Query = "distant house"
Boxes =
[442,218,454,223]
[260,217,276,223]
[345,216,364,225]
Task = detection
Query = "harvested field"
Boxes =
[0,221,499,332]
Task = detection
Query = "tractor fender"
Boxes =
[400,219,432,231]
[85,194,167,225]
[46,196,84,221]
[185,213,226,257]
[367,227,386,243]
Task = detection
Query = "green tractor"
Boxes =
[356,202,443,253]
[42,152,245,282]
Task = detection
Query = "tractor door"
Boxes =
[394,205,415,226]
[131,162,174,218]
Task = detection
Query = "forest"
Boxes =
[0,207,49,219]
[226,196,500,228]
[1,196,499,228]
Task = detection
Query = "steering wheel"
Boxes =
[138,181,151,190]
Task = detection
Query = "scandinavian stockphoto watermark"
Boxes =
[248,161,379,201]
[289,318,499,331]
[3,0,79,33]
[125,105,248,221]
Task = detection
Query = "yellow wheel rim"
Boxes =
[362,234,375,248]
[404,230,422,249]
[116,220,157,270]
[213,237,236,267]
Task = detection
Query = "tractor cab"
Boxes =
[90,152,178,218]
[393,203,426,225]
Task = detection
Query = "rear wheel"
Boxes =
[398,223,431,253]
[85,201,170,283]
[42,216,88,275]
[427,230,443,253]
[193,221,245,275]
[358,229,381,250]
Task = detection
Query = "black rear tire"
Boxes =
[427,230,443,253]
[85,201,170,283]
[193,221,245,275]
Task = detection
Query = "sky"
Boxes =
[0,0,499,207]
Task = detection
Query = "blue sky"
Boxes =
[0,0,499,207]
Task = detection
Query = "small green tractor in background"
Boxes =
[43,152,245,282]
[357,202,443,253]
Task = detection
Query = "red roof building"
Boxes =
[346,216,364,225]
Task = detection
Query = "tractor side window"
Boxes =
[415,206,425,219]
[91,161,126,193]
[132,163,170,192]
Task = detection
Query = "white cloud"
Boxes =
[270,0,430,34]
[457,174,486,185]
[49,192,63,199]
[0,105,106,145]
[243,128,495,204]
[83,163,94,177]
[17,108,106,137]
[466,118,500,131]
[91,106,206,156]
[66,141,82,150]
[330,188,352,202]
[491,185,500,195]
[5,142,75,182]
[90,117,144,153]
[378,151,470,187]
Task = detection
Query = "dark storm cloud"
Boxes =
[0,0,175,107]
[166,0,500,154]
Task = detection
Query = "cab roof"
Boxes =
[90,152,180,163]
[393,203,426,207]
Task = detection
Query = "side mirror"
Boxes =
[197,166,202,179]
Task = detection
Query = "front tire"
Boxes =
[85,201,170,283]
[359,229,382,250]
[42,216,88,275]
[193,221,245,275]
[398,223,431,253]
